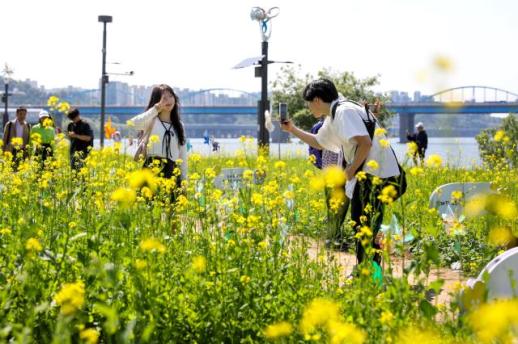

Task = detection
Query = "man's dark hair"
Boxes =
[16,106,27,114]
[302,79,339,103]
[67,108,80,120]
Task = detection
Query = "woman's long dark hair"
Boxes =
[145,84,186,145]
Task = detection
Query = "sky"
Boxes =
[2,0,518,96]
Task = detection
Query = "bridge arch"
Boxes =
[429,86,518,103]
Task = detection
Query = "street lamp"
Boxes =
[98,15,112,148]
[250,6,279,153]
[1,64,14,132]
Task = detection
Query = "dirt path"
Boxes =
[306,239,466,306]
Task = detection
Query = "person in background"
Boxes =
[129,84,188,198]
[67,108,93,170]
[406,122,428,166]
[3,106,31,168]
[31,110,56,163]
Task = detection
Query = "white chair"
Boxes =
[429,182,494,218]
[465,247,518,300]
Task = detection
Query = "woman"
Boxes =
[130,84,188,191]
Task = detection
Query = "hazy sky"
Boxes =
[2,0,517,96]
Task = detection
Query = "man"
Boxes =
[282,79,402,267]
[30,110,56,163]
[3,106,31,167]
[67,108,93,170]
[406,122,428,166]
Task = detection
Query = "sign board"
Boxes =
[429,182,494,217]
[213,168,265,190]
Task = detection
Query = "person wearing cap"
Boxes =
[66,108,94,170]
[30,110,56,163]
[406,122,428,166]
[3,106,31,168]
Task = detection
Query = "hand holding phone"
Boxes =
[279,103,288,123]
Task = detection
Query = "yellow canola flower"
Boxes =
[327,320,366,344]
[128,169,157,192]
[42,118,54,128]
[192,255,207,273]
[494,130,505,142]
[379,310,394,325]
[31,133,42,145]
[309,175,326,191]
[57,101,70,113]
[149,135,159,144]
[378,185,397,204]
[79,328,100,344]
[189,153,201,163]
[396,326,446,344]
[251,192,263,205]
[126,119,135,127]
[433,55,454,72]
[323,165,346,188]
[11,137,23,148]
[464,194,488,218]
[54,281,85,315]
[300,298,340,335]
[0,228,12,235]
[243,169,254,181]
[374,128,387,137]
[488,226,514,247]
[274,160,286,170]
[263,321,293,339]
[465,194,518,220]
[47,95,59,107]
[409,167,424,176]
[204,167,216,179]
[379,139,390,149]
[111,188,136,207]
[240,275,251,284]
[140,238,166,254]
[283,190,295,200]
[469,299,518,344]
[356,171,367,182]
[492,197,518,220]
[406,141,418,156]
[451,190,463,201]
[25,238,43,252]
[425,154,443,168]
[366,160,379,171]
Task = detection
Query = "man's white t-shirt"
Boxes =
[315,99,400,179]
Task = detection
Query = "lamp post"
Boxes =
[1,64,14,132]
[98,15,112,148]
[250,7,279,154]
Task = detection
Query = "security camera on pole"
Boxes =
[250,7,279,154]
[233,7,291,153]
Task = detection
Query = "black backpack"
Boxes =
[331,100,407,200]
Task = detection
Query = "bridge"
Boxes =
[16,86,518,140]
[390,86,518,142]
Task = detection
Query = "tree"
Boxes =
[271,66,393,131]
[476,114,518,168]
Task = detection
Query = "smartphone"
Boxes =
[279,103,288,123]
